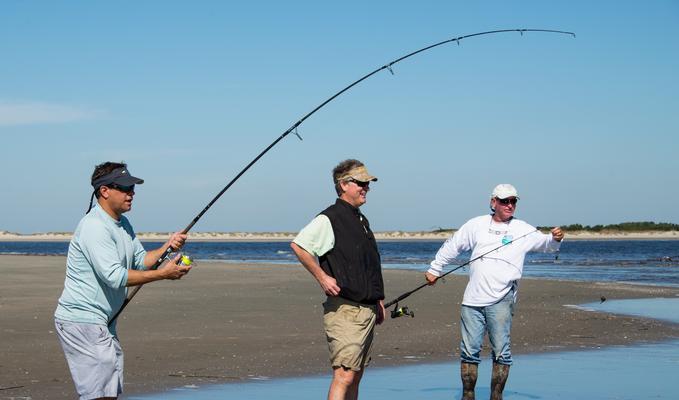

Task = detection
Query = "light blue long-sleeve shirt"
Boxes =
[54,204,147,333]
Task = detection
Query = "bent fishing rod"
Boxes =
[109,28,575,326]
[385,229,539,318]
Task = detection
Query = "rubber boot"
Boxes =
[460,362,478,400]
[490,363,510,400]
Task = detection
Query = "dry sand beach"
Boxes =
[1,255,678,399]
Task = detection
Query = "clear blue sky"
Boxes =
[2,1,678,233]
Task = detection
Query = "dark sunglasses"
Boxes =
[348,179,370,188]
[108,184,136,193]
[496,197,518,205]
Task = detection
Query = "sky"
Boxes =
[2,1,678,233]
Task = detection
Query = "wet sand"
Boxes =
[1,255,678,399]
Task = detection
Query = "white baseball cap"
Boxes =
[491,184,519,199]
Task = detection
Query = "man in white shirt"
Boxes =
[425,184,563,400]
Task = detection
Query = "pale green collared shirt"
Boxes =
[293,214,335,257]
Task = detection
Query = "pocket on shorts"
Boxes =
[333,303,359,322]
[92,324,112,345]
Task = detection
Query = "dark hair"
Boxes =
[91,162,127,198]
[332,159,363,196]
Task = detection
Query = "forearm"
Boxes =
[143,244,172,269]
[547,236,562,251]
[532,233,562,253]
[291,242,340,296]
[143,232,188,269]
[126,268,166,286]
[428,237,463,276]
[291,243,327,282]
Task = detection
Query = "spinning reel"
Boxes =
[390,302,415,319]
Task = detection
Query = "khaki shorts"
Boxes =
[323,296,377,371]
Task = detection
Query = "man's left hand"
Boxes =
[424,271,439,285]
[167,232,188,250]
[376,300,386,325]
[551,227,564,242]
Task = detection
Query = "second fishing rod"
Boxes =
[385,229,539,319]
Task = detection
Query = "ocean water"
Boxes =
[127,297,679,400]
[2,239,678,286]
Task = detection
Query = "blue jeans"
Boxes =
[460,290,515,365]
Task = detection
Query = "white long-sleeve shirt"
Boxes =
[427,214,560,307]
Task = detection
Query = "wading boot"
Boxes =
[460,362,478,400]
[490,363,510,400]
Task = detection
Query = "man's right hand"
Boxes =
[318,274,341,296]
[424,271,439,286]
[160,254,192,280]
[291,242,342,296]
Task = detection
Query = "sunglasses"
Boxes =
[347,179,370,188]
[108,184,136,193]
[496,197,518,206]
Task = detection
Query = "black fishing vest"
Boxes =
[319,199,384,304]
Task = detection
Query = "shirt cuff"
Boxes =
[427,263,443,277]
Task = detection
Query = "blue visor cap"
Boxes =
[91,167,145,189]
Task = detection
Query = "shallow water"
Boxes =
[128,297,679,400]
[128,342,679,399]
[578,297,679,324]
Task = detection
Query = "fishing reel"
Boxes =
[390,302,414,319]
[168,252,193,266]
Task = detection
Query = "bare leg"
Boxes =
[461,362,478,400]
[328,366,363,400]
[490,363,510,400]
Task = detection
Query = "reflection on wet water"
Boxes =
[578,297,679,323]
[129,298,679,400]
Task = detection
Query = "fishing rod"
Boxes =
[108,28,575,326]
[385,229,539,318]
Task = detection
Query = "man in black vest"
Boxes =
[291,159,385,400]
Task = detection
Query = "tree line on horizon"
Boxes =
[536,221,679,232]
[430,221,679,234]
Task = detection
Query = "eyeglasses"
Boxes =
[108,184,135,193]
[496,197,518,206]
[347,179,370,188]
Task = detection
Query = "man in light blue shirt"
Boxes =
[54,162,191,400]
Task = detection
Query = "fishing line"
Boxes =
[109,28,575,326]
[385,229,539,318]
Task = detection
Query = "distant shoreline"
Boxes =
[1,230,678,242]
